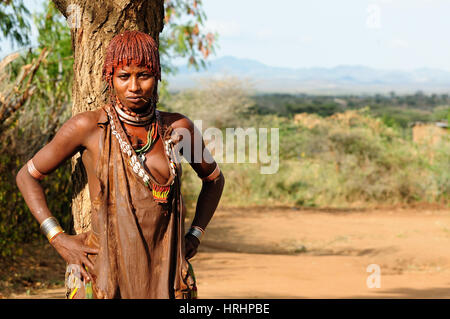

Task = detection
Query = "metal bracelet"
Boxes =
[187,226,204,242]
[40,217,64,242]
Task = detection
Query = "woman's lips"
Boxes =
[126,96,143,103]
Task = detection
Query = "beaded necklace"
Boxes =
[105,104,177,204]
[135,121,158,166]
[113,95,158,164]
[114,96,156,126]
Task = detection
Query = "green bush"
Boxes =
[185,109,449,209]
[0,153,73,257]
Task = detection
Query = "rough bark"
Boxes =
[52,0,165,234]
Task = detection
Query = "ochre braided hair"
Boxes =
[102,30,161,102]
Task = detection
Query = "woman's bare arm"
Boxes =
[176,116,225,228]
[173,115,225,258]
[16,112,94,222]
[16,111,99,280]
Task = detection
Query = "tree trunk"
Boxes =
[52,0,165,234]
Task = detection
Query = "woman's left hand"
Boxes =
[185,234,200,259]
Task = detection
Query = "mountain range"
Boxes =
[165,56,450,94]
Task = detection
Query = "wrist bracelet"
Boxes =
[187,226,205,242]
[40,217,64,242]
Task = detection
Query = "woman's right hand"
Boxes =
[50,232,99,282]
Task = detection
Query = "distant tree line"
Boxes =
[250,92,450,129]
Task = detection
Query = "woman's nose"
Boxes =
[128,76,140,92]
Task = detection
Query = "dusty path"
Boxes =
[11,206,450,299]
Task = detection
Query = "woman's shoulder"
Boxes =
[158,110,194,132]
[61,108,107,140]
[71,107,107,127]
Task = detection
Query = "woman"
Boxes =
[16,30,225,299]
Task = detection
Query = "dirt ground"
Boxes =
[6,205,450,299]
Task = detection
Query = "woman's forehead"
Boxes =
[115,63,152,73]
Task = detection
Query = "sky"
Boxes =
[2,0,450,71]
[200,0,450,71]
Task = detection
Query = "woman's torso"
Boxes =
[80,107,179,202]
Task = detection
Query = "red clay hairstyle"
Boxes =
[102,30,161,91]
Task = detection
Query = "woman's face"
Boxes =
[112,63,156,111]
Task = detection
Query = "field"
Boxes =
[6,205,450,299]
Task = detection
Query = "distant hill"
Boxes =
[165,56,450,94]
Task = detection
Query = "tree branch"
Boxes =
[0,48,48,125]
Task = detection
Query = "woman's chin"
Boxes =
[126,101,154,113]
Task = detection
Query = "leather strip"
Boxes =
[201,164,221,182]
